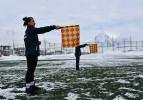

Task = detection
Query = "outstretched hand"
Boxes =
[55,25,62,29]
[84,43,89,46]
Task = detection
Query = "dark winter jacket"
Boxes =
[75,44,88,57]
[24,26,56,56]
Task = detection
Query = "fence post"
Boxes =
[123,39,126,52]
[130,37,132,51]
[48,42,51,54]
[117,42,119,51]
[136,41,138,51]
[101,42,103,53]
[112,37,114,51]
[107,40,109,48]
[142,41,143,48]
[12,40,15,55]
[54,43,56,54]
[61,44,63,54]
[44,39,47,55]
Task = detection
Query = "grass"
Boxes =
[0,60,143,99]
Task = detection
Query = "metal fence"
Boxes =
[1,40,143,56]
[97,40,143,53]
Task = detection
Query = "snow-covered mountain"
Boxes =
[95,32,119,43]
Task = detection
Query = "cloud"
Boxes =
[0,0,143,44]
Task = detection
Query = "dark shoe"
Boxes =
[26,85,46,94]
[25,87,34,94]
[31,85,41,90]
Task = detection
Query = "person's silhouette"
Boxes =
[75,44,88,70]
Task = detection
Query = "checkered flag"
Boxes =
[89,44,98,53]
[61,25,80,48]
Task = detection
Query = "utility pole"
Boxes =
[12,39,15,55]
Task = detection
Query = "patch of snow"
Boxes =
[137,75,143,78]
[124,92,138,98]
[0,84,4,88]
[116,79,130,84]
[84,92,90,96]
[0,55,26,61]
[0,88,25,100]
[38,82,67,91]
[64,92,79,100]
[134,83,139,86]
[119,87,143,93]
[113,95,126,100]
[77,78,92,82]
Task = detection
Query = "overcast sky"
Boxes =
[0,0,143,45]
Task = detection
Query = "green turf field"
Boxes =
[0,60,143,100]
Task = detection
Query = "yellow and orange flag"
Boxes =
[89,44,98,53]
[61,25,80,48]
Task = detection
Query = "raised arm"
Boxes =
[77,44,88,48]
[33,25,57,34]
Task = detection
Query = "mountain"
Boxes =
[95,32,118,43]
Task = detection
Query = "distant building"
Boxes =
[14,47,25,56]
[0,45,11,56]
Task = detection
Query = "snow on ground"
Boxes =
[0,51,143,69]
[119,87,143,93]
[124,92,138,99]
[37,82,67,91]
[0,88,25,99]
[113,95,126,100]
[137,75,143,78]
[0,50,143,99]
[116,79,130,84]
[0,51,143,62]
[0,55,26,61]
[64,92,79,100]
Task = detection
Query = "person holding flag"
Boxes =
[75,43,88,70]
[23,17,61,94]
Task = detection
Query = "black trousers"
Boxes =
[76,56,80,70]
[26,56,38,83]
